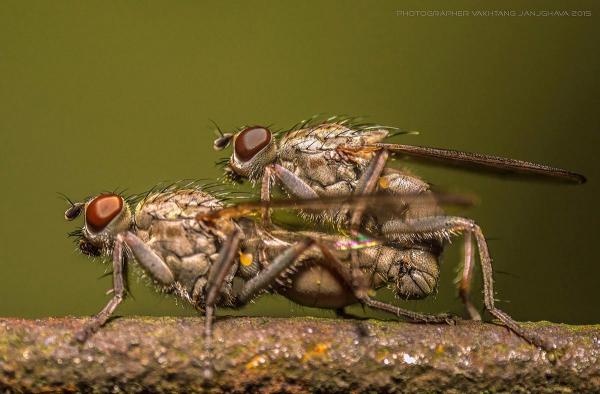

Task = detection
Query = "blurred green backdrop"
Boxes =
[0,0,598,324]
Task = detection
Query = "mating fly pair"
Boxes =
[63,115,585,371]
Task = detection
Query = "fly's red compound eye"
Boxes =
[234,126,271,162]
[85,194,124,233]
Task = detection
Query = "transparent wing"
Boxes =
[196,191,476,222]
[372,143,586,184]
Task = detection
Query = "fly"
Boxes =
[212,116,586,322]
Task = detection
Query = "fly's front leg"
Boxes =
[202,228,243,378]
[260,166,273,227]
[123,232,175,285]
[317,244,456,325]
[269,163,326,219]
[78,231,176,341]
[270,164,319,200]
[459,232,482,320]
[382,216,554,350]
[74,234,127,343]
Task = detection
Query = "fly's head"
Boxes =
[64,193,133,256]
[214,126,277,181]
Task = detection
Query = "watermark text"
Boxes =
[395,10,592,17]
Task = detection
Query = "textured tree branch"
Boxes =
[0,317,598,393]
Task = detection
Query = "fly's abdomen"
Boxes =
[278,261,357,308]
[376,172,443,221]
[359,245,441,300]
[164,252,212,295]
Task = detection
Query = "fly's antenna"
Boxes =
[57,192,76,206]
[211,119,233,151]
[59,192,85,221]
[210,118,225,138]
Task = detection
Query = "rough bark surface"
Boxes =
[0,317,598,393]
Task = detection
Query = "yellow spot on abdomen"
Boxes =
[378,177,390,189]
[239,252,253,267]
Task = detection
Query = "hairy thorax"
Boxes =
[132,189,228,305]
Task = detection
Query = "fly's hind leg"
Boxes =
[317,244,456,325]
[459,232,482,320]
[378,171,482,320]
[382,216,554,350]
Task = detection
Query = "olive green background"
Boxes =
[1,1,598,324]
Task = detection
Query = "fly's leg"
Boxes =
[459,232,482,320]
[200,237,314,376]
[317,244,456,324]
[350,149,389,232]
[202,228,243,378]
[123,232,175,285]
[260,166,273,227]
[270,164,319,200]
[382,216,553,350]
[376,172,481,319]
[236,238,315,304]
[74,234,127,343]
[268,163,327,220]
[348,150,389,291]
